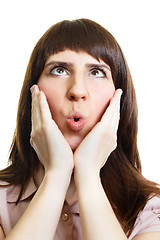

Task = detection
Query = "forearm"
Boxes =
[75,171,127,240]
[6,169,72,240]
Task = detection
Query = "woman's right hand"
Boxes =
[30,85,74,174]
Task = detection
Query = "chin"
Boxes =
[66,135,83,152]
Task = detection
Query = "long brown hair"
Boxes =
[0,19,160,236]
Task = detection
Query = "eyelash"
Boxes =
[50,66,69,76]
[90,68,107,78]
[49,66,108,78]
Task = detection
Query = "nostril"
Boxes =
[70,95,75,101]
[68,90,87,101]
[70,95,86,101]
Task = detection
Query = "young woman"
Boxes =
[0,19,160,240]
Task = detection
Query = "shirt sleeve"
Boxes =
[129,196,160,239]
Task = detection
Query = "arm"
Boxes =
[74,89,127,240]
[4,85,74,240]
[75,172,127,240]
[74,89,160,240]
[6,169,71,240]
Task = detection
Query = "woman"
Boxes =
[0,18,160,240]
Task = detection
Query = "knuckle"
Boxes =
[30,131,35,141]
[112,135,117,150]
[30,132,37,146]
[30,137,33,147]
[107,133,117,150]
[41,124,48,134]
[30,124,49,141]
[113,140,117,150]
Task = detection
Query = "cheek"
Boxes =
[38,82,59,116]
[93,86,115,119]
[96,85,115,107]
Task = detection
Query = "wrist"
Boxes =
[44,160,73,177]
[74,167,100,188]
[74,160,100,177]
[44,167,73,188]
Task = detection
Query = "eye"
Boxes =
[50,66,69,76]
[90,68,106,78]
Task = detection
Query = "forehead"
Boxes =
[45,49,110,69]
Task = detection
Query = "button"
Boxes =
[62,213,69,221]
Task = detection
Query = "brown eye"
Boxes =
[91,69,99,75]
[90,68,106,78]
[56,68,64,74]
[50,67,68,76]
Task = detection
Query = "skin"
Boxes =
[38,50,116,151]
[37,49,117,203]
[1,50,159,239]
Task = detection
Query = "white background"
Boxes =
[0,0,160,183]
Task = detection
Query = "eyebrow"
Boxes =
[85,63,110,71]
[45,61,111,71]
[45,61,71,68]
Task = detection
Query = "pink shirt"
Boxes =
[0,169,160,239]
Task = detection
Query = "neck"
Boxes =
[65,173,77,206]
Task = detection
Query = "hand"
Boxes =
[30,85,74,174]
[74,89,122,176]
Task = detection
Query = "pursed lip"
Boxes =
[66,112,86,131]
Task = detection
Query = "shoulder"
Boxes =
[0,182,11,228]
[0,181,17,200]
[0,182,19,236]
[138,195,160,224]
[0,181,15,211]
[129,196,160,239]
[0,181,10,199]
[0,180,37,236]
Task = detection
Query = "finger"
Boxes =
[112,90,122,130]
[101,89,122,128]
[38,90,52,124]
[30,85,41,132]
[110,88,122,106]
[109,88,122,121]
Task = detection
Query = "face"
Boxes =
[38,50,115,151]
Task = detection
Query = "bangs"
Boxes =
[39,19,119,71]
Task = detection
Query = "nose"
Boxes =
[67,78,88,102]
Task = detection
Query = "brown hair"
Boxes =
[0,19,160,236]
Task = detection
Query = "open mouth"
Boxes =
[74,118,80,122]
[67,113,86,131]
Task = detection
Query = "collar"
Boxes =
[7,164,44,203]
[6,165,79,214]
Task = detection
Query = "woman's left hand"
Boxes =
[74,89,122,176]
